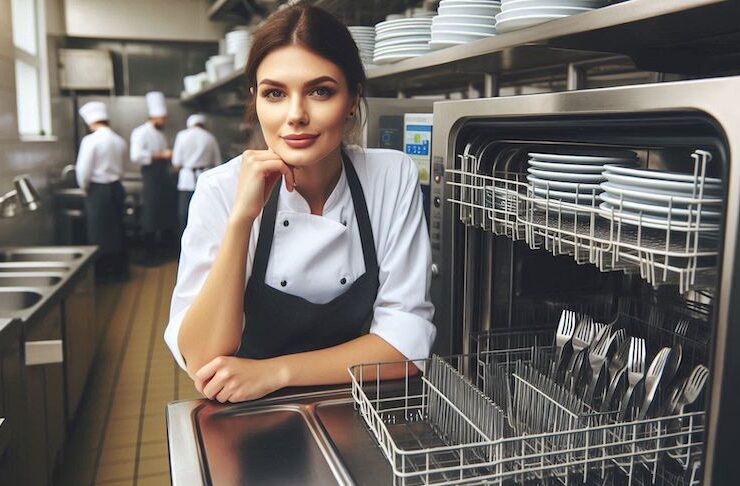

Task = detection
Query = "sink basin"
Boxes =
[0,289,43,312]
[0,274,62,287]
[0,249,83,262]
[0,264,70,273]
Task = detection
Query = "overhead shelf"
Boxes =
[184,0,740,104]
[208,0,263,22]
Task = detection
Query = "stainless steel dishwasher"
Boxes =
[167,76,740,485]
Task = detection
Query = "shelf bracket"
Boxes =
[484,73,500,98]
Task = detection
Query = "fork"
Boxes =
[564,316,596,386]
[602,338,632,412]
[673,365,710,414]
[637,347,672,420]
[552,310,576,378]
[619,337,646,420]
[584,328,625,407]
[674,319,689,346]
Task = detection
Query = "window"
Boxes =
[11,0,52,138]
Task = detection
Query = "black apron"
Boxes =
[85,181,125,254]
[141,159,177,233]
[178,168,208,234]
[237,151,379,359]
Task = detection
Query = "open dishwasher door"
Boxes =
[429,77,740,485]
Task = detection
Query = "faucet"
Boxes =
[0,176,42,218]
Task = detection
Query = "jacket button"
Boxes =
[283,220,289,227]
[340,277,347,285]
[280,280,287,287]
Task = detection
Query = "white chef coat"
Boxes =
[130,121,168,166]
[171,126,222,191]
[74,127,128,190]
[165,145,436,370]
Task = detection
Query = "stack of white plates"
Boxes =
[527,152,637,213]
[348,26,376,66]
[225,29,251,70]
[600,165,723,228]
[206,54,234,83]
[430,0,501,50]
[183,72,208,94]
[373,18,432,64]
[496,0,606,34]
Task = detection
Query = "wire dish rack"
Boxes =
[445,150,721,294]
[349,315,706,485]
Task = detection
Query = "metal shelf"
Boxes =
[180,67,246,106]
[185,0,739,104]
[366,0,739,93]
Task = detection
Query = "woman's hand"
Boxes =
[194,356,290,403]
[232,149,296,223]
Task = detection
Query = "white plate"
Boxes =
[495,13,569,32]
[375,28,432,39]
[599,202,721,230]
[528,167,604,182]
[497,5,591,17]
[430,31,496,42]
[429,39,467,49]
[529,160,610,173]
[375,36,432,48]
[374,46,430,56]
[432,14,497,23]
[431,23,497,34]
[533,187,599,202]
[373,53,425,64]
[599,181,723,206]
[376,19,433,29]
[603,172,722,194]
[527,175,601,192]
[438,5,503,16]
[602,164,722,185]
[528,152,637,164]
[599,192,722,219]
[502,0,604,10]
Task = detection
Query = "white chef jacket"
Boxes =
[171,126,222,191]
[75,127,127,190]
[130,121,168,166]
[165,146,436,370]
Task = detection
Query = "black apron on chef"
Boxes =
[85,181,125,254]
[141,159,178,234]
[237,150,379,359]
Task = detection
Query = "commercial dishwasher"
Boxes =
[168,77,739,485]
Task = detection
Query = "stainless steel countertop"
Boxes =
[0,246,97,322]
[167,386,394,486]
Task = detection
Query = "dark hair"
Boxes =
[243,6,367,136]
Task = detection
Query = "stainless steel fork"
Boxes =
[602,338,633,412]
[584,328,625,407]
[619,337,646,420]
[564,316,596,387]
[637,347,672,420]
[552,309,576,378]
[673,364,710,414]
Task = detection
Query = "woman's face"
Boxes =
[255,44,356,167]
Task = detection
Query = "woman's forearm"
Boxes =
[179,215,253,374]
[274,334,417,388]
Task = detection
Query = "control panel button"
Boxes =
[433,196,441,208]
[431,263,439,277]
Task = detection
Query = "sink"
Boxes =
[0,274,62,287]
[0,289,43,312]
[0,264,70,273]
[0,249,83,262]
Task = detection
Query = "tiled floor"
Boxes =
[55,259,200,486]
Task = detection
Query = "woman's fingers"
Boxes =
[215,388,231,403]
[195,357,221,382]
[202,374,226,400]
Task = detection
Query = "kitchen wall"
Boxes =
[64,0,228,42]
[0,0,75,246]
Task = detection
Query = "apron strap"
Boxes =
[341,149,378,274]
[250,149,378,280]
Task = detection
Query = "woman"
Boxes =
[165,5,435,403]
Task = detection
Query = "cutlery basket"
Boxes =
[350,315,706,485]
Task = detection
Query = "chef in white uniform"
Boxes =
[130,91,176,261]
[171,113,222,235]
[75,101,128,277]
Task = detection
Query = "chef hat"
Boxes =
[79,101,108,125]
[145,91,167,117]
[187,114,207,128]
